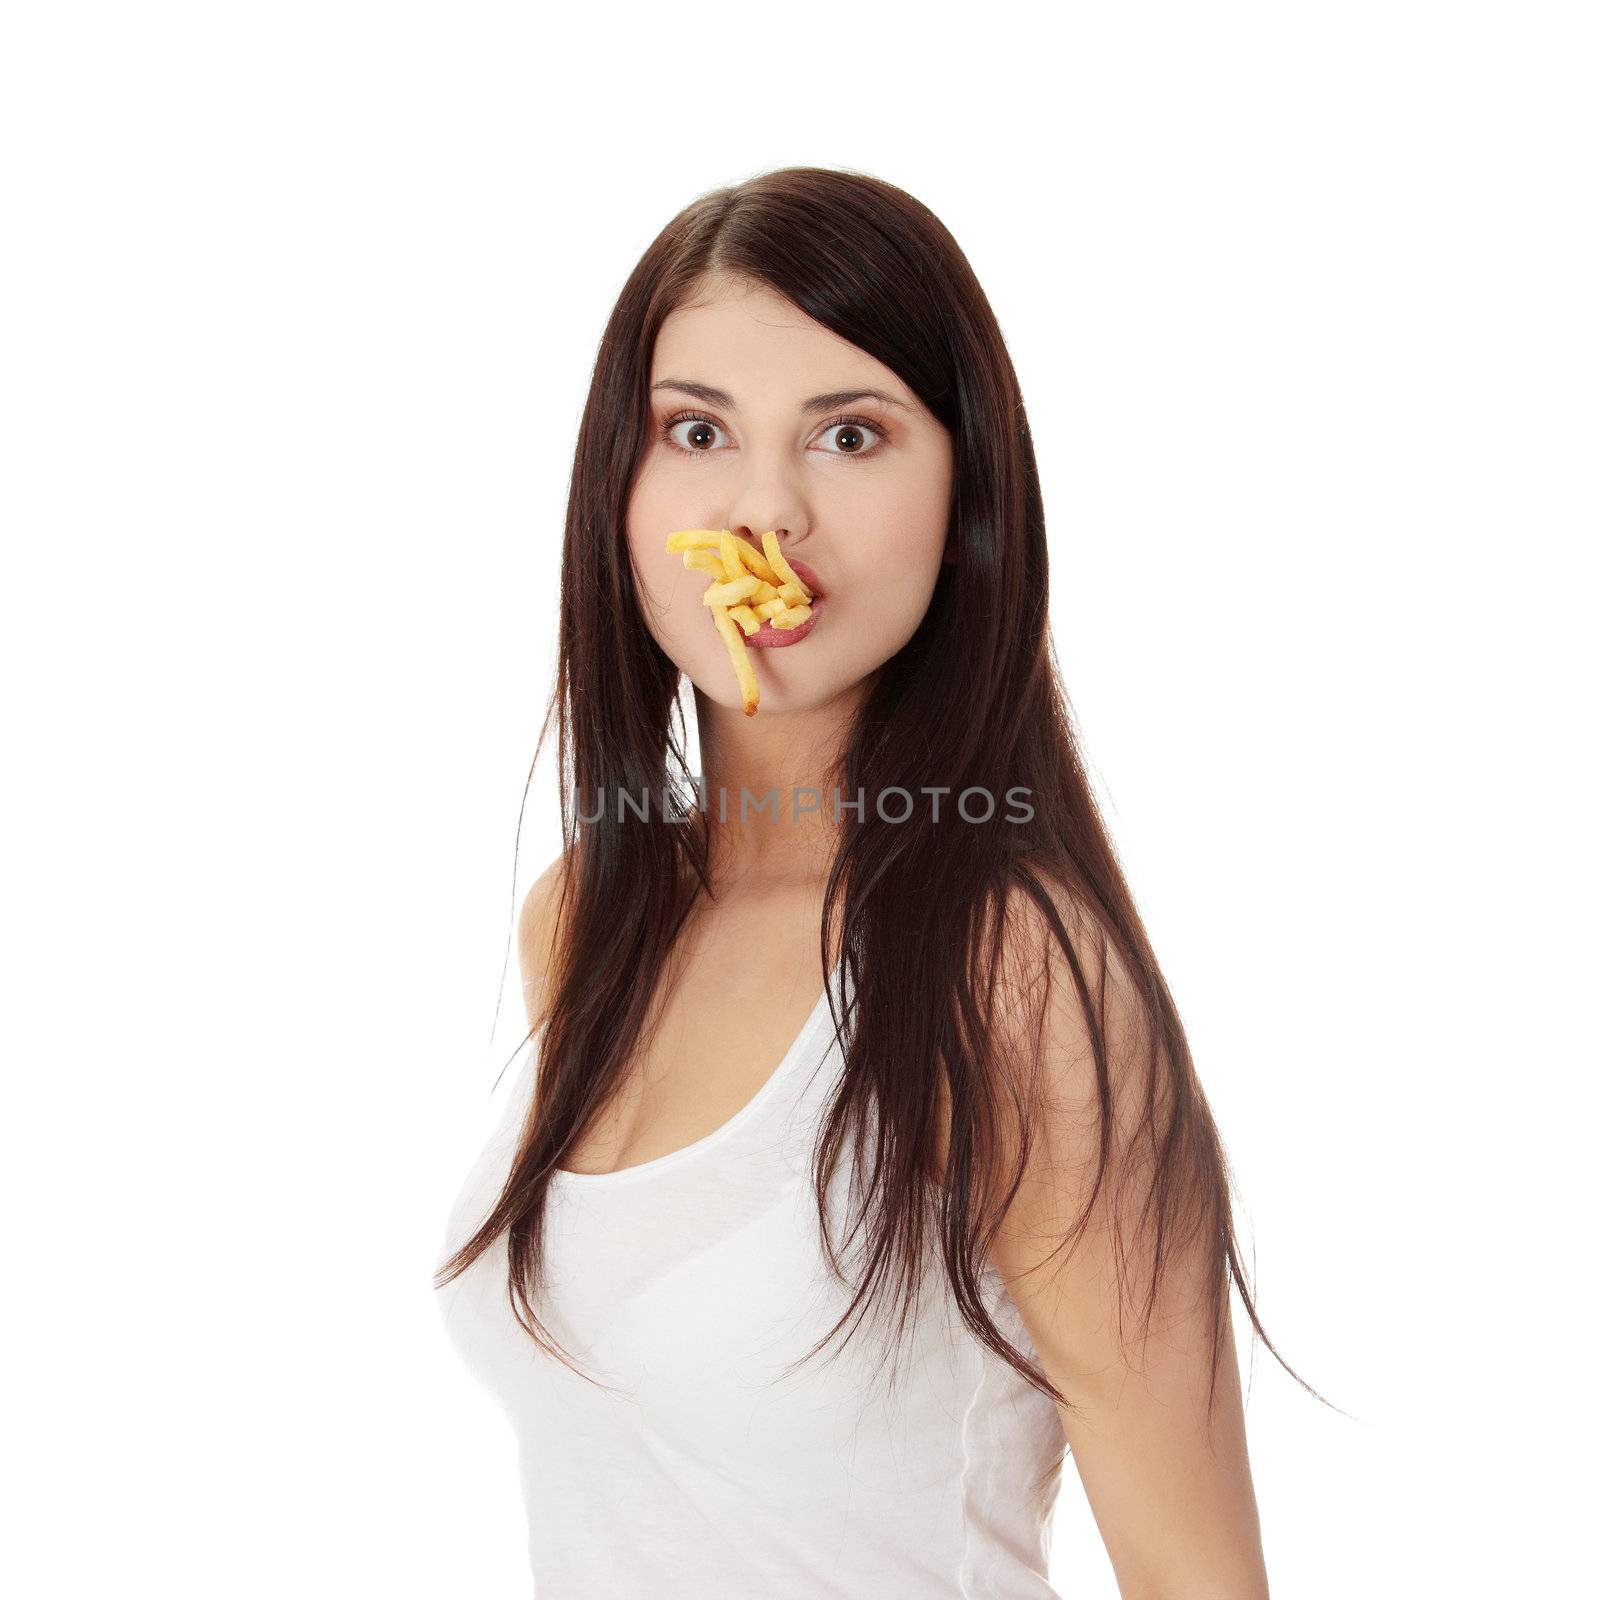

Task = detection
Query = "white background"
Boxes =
[3,3,1594,1595]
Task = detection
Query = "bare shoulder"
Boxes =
[981,864,1171,1288]
[988,865,1153,1111]
[515,850,575,1035]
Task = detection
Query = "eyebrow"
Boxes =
[650,378,911,415]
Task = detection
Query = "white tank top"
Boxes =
[435,957,1068,1597]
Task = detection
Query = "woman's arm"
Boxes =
[985,893,1271,1600]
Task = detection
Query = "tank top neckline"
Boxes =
[551,955,845,1189]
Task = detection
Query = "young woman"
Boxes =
[435,166,1316,1598]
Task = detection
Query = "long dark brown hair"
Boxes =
[435,165,1330,1435]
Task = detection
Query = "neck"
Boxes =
[691,681,864,889]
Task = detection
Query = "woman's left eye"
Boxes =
[813,417,884,457]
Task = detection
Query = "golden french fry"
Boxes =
[665,528,728,554]
[771,605,811,630]
[683,549,724,577]
[728,604,762,635]
[701,575,760,607]
[717,530,745,584]
[728,539,778,585]
[761,531,811,600]
[709,604,760,715]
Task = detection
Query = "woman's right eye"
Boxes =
[662,413,730,454]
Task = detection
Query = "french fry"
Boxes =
[701,574,760,607]
[667,527,820,716]
[665,529,728,554]
[709,604,760,715]
[717,530,745,584]
[761,530,811,601]
[727,538,779,585]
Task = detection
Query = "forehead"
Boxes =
[650,277,912,407]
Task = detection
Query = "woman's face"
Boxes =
[626,273,955,721]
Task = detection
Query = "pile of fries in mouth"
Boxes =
[664,528,817,717]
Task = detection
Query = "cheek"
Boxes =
[624,499,725,675]
[828,470,950,648]
[625,483,684,629]
[856,467,950,579]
